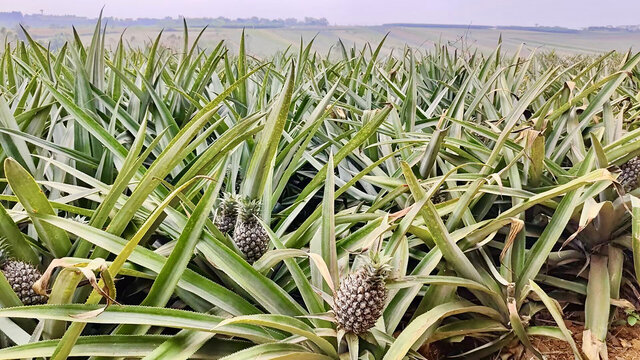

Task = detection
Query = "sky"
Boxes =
[1,0,640,28]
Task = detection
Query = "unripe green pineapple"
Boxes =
[215,193,239,234]
[1,257,47,305]
[619,157,640,192]
[334,254,391,335]
[233,199,268,263]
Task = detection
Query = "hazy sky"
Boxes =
[2,0,640,28]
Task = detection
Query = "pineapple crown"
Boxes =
[358,251,393,282]
[0,237,40,268]
[237,198,262,222]
[219,193,239,212]
[72,215,89,224]
[0,239,14,265]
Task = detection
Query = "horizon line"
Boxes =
[1,10,639,30]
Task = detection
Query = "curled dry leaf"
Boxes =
[33,257,119,319]
[500,218,525,261]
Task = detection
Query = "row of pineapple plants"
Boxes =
[0,16,640,359]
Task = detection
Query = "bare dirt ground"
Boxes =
[525,324,640,360]
[419,323,640,359]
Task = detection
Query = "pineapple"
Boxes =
[1,255,47,305]
[334,254,391,335]
[233,199,269,263]
[215,193,239,234]
[619,157,640,192]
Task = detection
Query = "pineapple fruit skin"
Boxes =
[2,260,47,305]
[620,157,640,192]
[215,214,237,234]
[233,219,269,263]
[334,266,387,335]
[215,208,238,234]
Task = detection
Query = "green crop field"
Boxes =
[1,16,640,359]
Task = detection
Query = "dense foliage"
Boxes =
[1,18,640,359]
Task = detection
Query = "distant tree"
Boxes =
[284,18,298,26]
[304,17,329,26]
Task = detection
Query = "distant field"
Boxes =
[19,24,640,55]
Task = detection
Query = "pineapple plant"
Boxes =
[233,198,269,263]
[334,253,391,335]
[618,156,640,192]
[0,253,47,306]
[214,193,239,234]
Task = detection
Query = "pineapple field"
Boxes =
[2,17,640,360]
